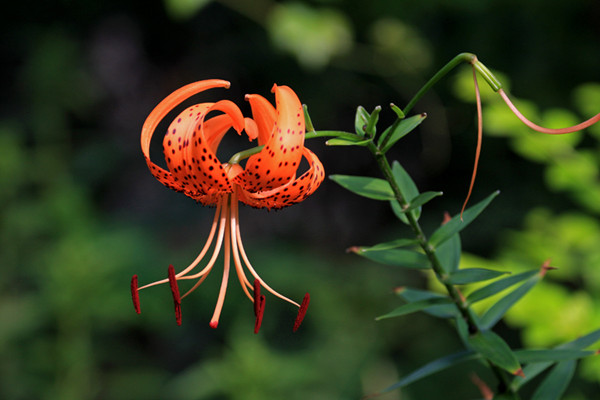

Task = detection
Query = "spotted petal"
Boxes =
[235,85,305,193]
[141,80,232,198]
[238,147,325,209]
[163,100,245,204]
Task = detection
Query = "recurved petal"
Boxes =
[245,93,277,145]
[141,79,231,198]
[163,100,245,203]
[236,85,306,193]
[238,147,325,209]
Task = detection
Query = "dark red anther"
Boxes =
[253,279,261,316]
[293,293,310,332]
[254,294,265,334]
[131,275,141,314]
[167,264,182,326]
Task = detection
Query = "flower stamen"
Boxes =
[168,264,182,326]
[293,293,310,332]
[131,275,141,314]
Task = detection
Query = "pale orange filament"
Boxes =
[230,193,300,308]
[229,191,255,302]
[499,89,600,134]
[210,201,231,328]
[137,202,223,291]
[135,187,302,328]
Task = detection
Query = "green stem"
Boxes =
[365,141,519,399]
[305,130,357,140]
[402,52,503,115]
[227,145,264,165]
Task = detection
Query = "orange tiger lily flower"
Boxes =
[131,79,324,332]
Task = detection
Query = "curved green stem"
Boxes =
[227,144,264,165]
[305,130,357,140]
[402,52,503,115]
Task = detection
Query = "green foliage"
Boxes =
[325,57,600,397]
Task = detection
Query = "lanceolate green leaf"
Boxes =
[511,327,600,391]
[376,297,454,320]
[352,238,418,252]
[404,191,443,212]
[391,161,420,202]
[325,137,371,146]
[531,360,576,400]
[396,287,461,319]
[436,233,461,273]
[467,330,522,375]
[389,161,421,223]
[445,268,509,285]
[329,175,395,200]
[375,351,476,395]
[466,270,538,304]
[479,274,540,330]
[379,113,427,153]
[429,191,500,248]
[514,349,595,363]
[356,248,430,269]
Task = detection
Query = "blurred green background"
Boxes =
[2,0,600,399]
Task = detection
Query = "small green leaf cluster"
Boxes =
[315,104,599,399]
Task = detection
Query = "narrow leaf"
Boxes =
[404,191,443,212]
[436,234,461,274]
[429,191,500,248]
[511,327,600,391]
[325,137,371,146]
[379,113,427,153]
[515,349,595,363]
[376,351,476,394]
[390,161,421,222]
[391,161,419,202]
[353,238,418,252]
[329,175,395,200]
[390,199,410,225]
[355,248,430,269]
[479,274,540,330]
[466,270,538,304]
[445,268,509,285]
[376,297,454,320]
[467,330,522,375]
[531,361,576,400]
[396,287,461,319]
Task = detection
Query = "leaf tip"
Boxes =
[393,286,406,295]
[346,246,362,254]
[513,368,525,378]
